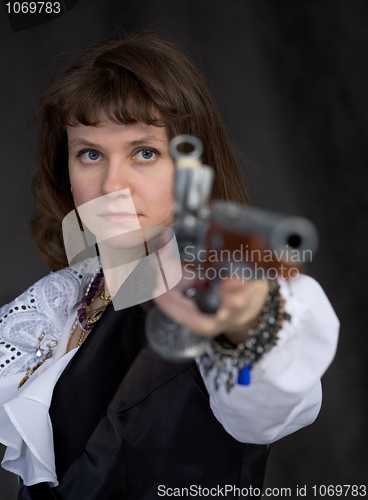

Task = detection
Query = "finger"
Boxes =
[221,275,264,292]
[154,288,232,336]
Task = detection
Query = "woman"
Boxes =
[0,32,339,499]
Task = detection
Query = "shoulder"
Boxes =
[0,258,98,377]
[0,259,97,323]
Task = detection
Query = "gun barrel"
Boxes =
[209,201,318,270]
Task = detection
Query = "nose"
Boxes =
[100,157,132,196]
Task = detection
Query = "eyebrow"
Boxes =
[68,135,166,149]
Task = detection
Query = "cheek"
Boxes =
[69,170,98,208]
[143,174,174,219]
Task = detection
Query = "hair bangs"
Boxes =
[60,65,165,129]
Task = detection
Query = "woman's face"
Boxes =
[67,117,175,246]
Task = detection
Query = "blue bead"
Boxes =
[237,366,251,386]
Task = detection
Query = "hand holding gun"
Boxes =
[146,136,318,369]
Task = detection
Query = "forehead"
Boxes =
[66,118,168,147]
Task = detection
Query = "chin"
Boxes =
[98,228,146,250]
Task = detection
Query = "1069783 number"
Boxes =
[5,2,61,14]
[312,485,367,496]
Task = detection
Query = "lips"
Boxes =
[98,212,141,223]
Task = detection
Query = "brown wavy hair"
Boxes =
[32,31,249,271]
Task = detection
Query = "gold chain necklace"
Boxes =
[77,288,112,346]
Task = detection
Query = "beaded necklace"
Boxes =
[18,269,111,390]
[69,270,112,348]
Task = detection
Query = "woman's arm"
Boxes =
[155,273,339,443]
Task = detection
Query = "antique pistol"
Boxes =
[145,135,318,362]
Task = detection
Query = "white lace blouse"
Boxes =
[0,259,339,487]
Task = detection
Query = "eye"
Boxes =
[77,150,102,162]
[134,148,159,162]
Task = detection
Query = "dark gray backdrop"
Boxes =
[0,1,367,499]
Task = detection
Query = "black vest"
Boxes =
[20,301,269,500]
